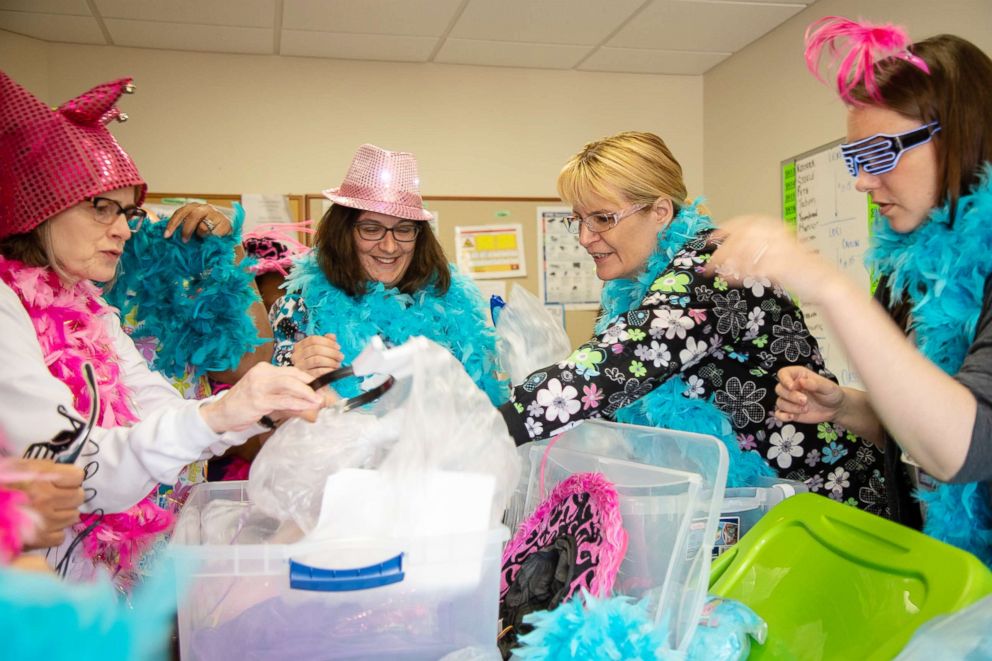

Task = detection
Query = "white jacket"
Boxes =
[0,280,255,515]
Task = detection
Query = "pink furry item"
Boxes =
[501,472,628,601]
[0,431,38,563]
[80,498,175,578]
[804,15,931,104]
[243,221,314,276]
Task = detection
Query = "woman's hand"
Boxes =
[774,366,844,425]
[706,215,840,305]
[163,203,232,242]
[291,334,343,378]
[199,362,326,433]
[13,460,85,550]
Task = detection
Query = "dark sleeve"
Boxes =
[951,277,992,483]
[501,234,738,445]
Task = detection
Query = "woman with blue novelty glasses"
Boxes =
[709,17,992,566]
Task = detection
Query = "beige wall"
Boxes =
[1,31,703,200]
[703,0,992,220]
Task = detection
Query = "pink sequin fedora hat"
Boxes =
[0,71,146,239]
[322,143,433,222]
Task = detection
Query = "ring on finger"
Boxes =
[201,218,217,234]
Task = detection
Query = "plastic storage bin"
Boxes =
[709,492,992,661]
[714,478,807,557]
[171,481,508,660]
[522,419,728,653]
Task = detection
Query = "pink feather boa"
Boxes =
[0,256,175,578]
[804,16,930,104]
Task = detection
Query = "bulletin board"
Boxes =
[305,194,599,349]
[145,192,306,224]
[782,140,874,387]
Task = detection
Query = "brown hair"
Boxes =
[851,35,992,219]
[557,131,688,211]
[313,204,450,297]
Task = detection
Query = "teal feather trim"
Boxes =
[284,255,508,405]
[615,379,775,488]
[107,203,264,379]
[866,163,992,566]
[516,592,670,661]
[0,558,182,660]
[597,199,715,334]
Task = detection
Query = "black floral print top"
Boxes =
[498,229,889,516]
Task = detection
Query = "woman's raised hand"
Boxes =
[291,334,344,378]
[774,365,845,425]
[199,362,326,433]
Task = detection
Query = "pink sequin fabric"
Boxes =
[0,72,146,239]
[322,143,434,221]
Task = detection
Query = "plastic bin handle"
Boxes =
[289,553,405,592]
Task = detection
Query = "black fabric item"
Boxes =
[497,536,577,660]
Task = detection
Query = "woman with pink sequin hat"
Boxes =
[0,70,329,583]
[270,143,507,405]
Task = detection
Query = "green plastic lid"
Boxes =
[709,492,992,660]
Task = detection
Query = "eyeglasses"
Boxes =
[840,121,941,177]
[562,204,648,234]
[355,221,421,243]
[87,196,148,230]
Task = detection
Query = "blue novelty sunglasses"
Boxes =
[840,121,941,177]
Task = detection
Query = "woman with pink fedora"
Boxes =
[0,70,327,583]
[271,143,507,404]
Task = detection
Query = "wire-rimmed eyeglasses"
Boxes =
[562,203,648,234]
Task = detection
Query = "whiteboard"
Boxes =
[782,140,873,388]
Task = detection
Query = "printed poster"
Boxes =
[537,206,602,309]
[454,224,526,280]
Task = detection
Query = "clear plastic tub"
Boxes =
[715,478,808,557]
[171,481,508,660]
[522,419,728,653]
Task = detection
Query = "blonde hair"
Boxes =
[557,131,688,211]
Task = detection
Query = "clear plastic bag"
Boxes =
[247,336,520,539]
[495,285,572,385]
[894,594,992,660]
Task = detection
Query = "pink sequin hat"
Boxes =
[0,71,146,239]
[322,143,433,222]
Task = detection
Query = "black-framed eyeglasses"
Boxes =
[562,203,649,234]
[840,121,941,178]
[355,221,421,243]
[87,196,148,230]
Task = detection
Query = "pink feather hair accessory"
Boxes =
[242,221,314,276]
[804,15,931,104]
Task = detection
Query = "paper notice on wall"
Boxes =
[454,224,526,280]
[537,206,602,309]
[241,193,293,232]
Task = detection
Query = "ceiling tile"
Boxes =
[95,0,275,28]
[451,0,645,45]
[435,38,588,69]
[104,18,273,54]
[282,0,463,36]
[701,0,813,4]
[580,46,730,75]
[1,0,90,15]
[610,0,803,53]
[0,10,105,43]
[281,30,437,61]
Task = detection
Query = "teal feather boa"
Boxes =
[599,200,773,488]
[106,203,264,379]
[866,164,992,566]
[284,255,508,405]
